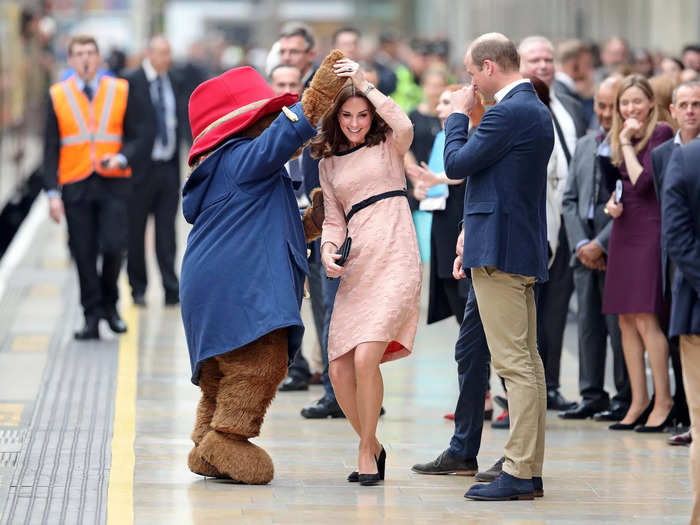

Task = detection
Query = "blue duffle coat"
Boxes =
[180,103,314,384]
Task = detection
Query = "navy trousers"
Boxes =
[447,281,491,460]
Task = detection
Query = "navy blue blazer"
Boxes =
[662,139,700,337]
[651,137,678,299]
[180,102,314,384]
[444,82,554,282]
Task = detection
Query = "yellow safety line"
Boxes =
[106,280,138,525]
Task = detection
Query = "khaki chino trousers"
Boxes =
[471,266,546,479]
[680,334,700,525]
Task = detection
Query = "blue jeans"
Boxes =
[447,281,491,460]
[321,268,340,400]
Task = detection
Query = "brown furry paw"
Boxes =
[302,49,347,127]
[303,188,324,242]
[198,430,274,485]
[188,445,230,479]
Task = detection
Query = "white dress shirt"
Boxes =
[494,78,532,103]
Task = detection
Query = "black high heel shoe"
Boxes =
[348,445,386,483]
[635,405,676,432]
[609,402,653,430]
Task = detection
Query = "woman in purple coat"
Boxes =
[603,74,675,432]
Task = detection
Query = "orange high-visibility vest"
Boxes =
[49,76,132,185]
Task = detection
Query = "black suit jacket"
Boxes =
[123,66,189,182]
[42,75,152,203]
[662,139,700,337]
[651,137,678,298]
[556,90,588,139]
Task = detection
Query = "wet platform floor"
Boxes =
[0,195,693,524]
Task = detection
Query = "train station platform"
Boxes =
[0,195,693,524]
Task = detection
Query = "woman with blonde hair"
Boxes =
[311,59,421,485]
[603,74,675,432]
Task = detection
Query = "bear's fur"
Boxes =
[187,50,347,483]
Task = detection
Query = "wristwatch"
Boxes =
[363,82,375,96]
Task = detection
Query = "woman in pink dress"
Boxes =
[310,59,421,485]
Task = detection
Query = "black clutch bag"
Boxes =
[336,236,352,266]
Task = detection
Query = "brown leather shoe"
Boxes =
[667,430,692,446]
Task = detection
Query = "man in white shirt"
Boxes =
[519,35,587,412]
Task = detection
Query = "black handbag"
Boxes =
[336,236,352,266]
[326,189,407,279]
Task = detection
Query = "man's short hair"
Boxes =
[279,22,315,51]
[332,26,360,46]
[672,80,700,104]
[682,44,700,56]
[518,36,554,56]
[469,33,520,72]
[68,35,99,56]
[557,39,588,64]
[268,63,302,81]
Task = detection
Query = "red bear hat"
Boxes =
[187,66,298,166]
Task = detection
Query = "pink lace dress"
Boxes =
[320,97,422,363]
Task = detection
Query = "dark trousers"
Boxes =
[320,265,340,399]
[64,177,128,320]
[127,158,180,298]
[448,281,490,460]
[288,261,340,400]
[670,338,691,426]
[573,265,630,405]
[537,223,575,391]
[288,261,322,382]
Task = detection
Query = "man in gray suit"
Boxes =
[559,77,631,420]
[519,36,587,411]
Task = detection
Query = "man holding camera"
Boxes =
[43,35,150,339]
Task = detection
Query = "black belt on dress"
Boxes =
[345,189,408,223]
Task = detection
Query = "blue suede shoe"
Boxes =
[532,476,543,497]
[464,472,535,501]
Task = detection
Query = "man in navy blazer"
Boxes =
[662,138,700,523]
[444,33,553,501]
[651,81,700,436]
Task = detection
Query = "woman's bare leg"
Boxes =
[329,350,362,437]
[354,341,386,474]
[635,313,673,426]
[618,314,650,424]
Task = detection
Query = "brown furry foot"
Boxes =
[188,445,230,479]
[211,330,288,438]
[198,430,274,485]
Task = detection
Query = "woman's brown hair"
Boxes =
[309,85,390,159]
[610,74,659,166]
[649,75,678,131]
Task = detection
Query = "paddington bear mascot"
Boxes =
[180,50,346,484]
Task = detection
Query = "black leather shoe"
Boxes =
[75,317,99,340]
[132,293,146,307]
[165,291,180,306]
[104,312,127,334]
[558,399,609,419]
[475,456,504,482]
[594,402,629,422]
[547,389,577,411]
[411,449,477,475]
[300,397,345,419]
[278,375,309,391]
